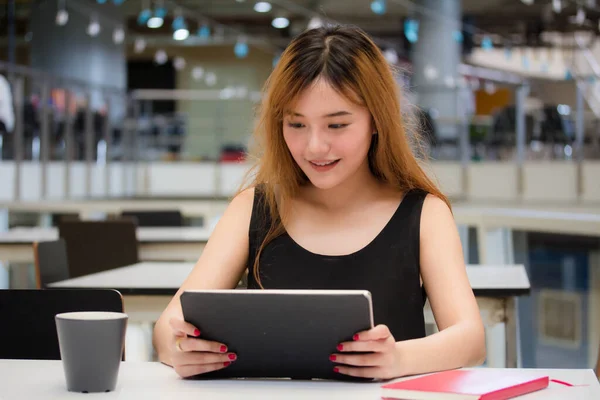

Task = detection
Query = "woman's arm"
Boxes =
[394,194,486,376]
[152,188,255,365]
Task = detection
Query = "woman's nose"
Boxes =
[306,130,330,154]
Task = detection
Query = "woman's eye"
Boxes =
[329,124,349,129]
[287,122,305,129]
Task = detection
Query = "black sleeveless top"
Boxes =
[246,187,428,341]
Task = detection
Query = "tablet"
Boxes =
[180,289,374,381]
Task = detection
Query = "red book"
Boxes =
[381,369,549,400]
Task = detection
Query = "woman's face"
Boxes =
[283,79,374,190]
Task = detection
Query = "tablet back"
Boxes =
[180,289,373,381]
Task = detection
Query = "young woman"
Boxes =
[153,25,485,380]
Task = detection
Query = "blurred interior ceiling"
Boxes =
[2,0,600,51]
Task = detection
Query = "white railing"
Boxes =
[0,160,599,204]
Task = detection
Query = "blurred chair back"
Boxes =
[0,289,123,360]
[32,239,70,289]
[51,213,80,227]
[58,220,139,278]
[120,210,183,227]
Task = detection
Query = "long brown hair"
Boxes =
[240,25,449,287]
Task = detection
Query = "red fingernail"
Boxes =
[228,353,237,361]
[329,355,337,361]
[193,329,200,336]
[353,334,359,341]
[224,362,231,367]
[337,344,344,351]
[333,367,340,373]
[220,345,227,353]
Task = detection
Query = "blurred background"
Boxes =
[0,0,599,370]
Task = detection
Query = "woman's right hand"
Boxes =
[168,317,237,378]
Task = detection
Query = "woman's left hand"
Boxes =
[330,324,401,380]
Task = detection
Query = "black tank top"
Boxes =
[247,187,428,341]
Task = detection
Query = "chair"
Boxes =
[58,220,139,278]
[120,210,183,227]
[50,213,80,227]
[32,239,70,289]
[0,289,123,360]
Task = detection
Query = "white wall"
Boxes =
[582,162,600,203]
[422,161,464,198]
[468,163,519,202]
[146,163,217,197]
[522,162,579,203]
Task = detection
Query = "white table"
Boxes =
[452,205,600,264]
[0,360,598,399]
[0,197,229,221]
[50,262,531,369]
[0,226,211,263]
[5,203,599,266]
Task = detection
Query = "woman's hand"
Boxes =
[168,317,237,378]
[330,324,401,380]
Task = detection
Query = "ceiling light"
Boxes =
[155,7,167,19]
[404,19,419,43]
[552,0,562,13]
[174,57,186,71]
[220,87,236,100]
[307,17,323,30]
[154,50,168,65]
[557,104,571,115]
[87,18,101,37]
[112,26,125,44]
[134,38,146,53]
[192,66,205,81]
[371,0,386,15]
[55,9,69,26]
[172,14,188,41]
[234,39,249,58]
[254,2,272,13]
[205,72,217,87]
[575,8,585,25]
[272,17,289,29]
[147,17,163,28]
[424,65,438,81]
[172,15,186,31]
[198,24,210,38]
[137,9,152,25]
[173,28,190,41]
[520,0,534,4]
[481,36,493,51]
[383,49,398,64]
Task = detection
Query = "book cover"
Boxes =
[381,369,549,400]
